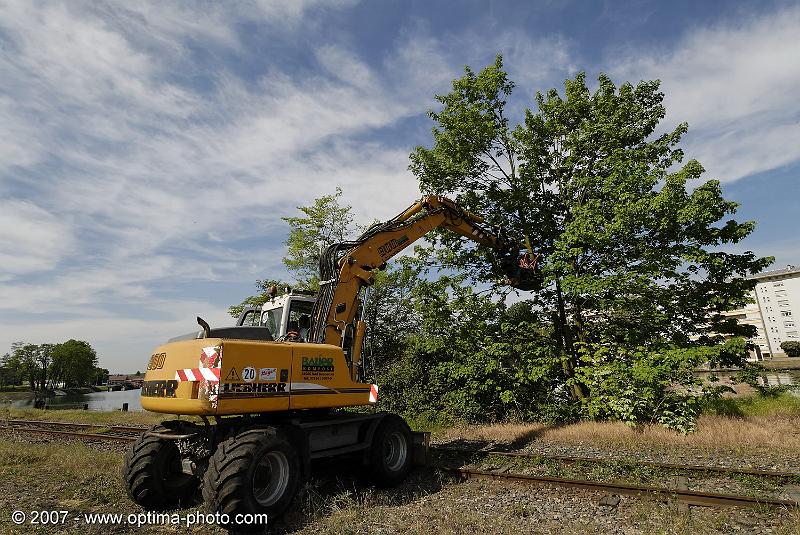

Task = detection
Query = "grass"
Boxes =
[0,437,232,534]
[0,385,32,393]
[0,439,141,534]
[0,406,166,427]
[703,391,800,417]
[1,394,800,533]
[436,392,800,455]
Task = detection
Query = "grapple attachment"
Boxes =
[498,251,543,291]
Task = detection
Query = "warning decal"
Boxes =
[225,367,241,382]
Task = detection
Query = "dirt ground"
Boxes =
[1,401,799,534]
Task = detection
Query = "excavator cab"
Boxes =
[235,290,316,340]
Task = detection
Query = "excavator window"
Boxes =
[287,300,313,328]
[262,307,282,338]
[238,309,261,327]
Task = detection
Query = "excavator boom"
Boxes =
[309,195,541,376]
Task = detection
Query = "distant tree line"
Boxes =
[0,340,108,390]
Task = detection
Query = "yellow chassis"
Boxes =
[141,337,375,416]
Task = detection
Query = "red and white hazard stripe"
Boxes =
[201,346,219,362]
[369,384,379,403]
[175,367,221,382]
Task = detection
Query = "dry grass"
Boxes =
[1,431,798,534]
[1,395,799,533]
[0,407,174,427]
[549,413,800,450]
[438,415,800,452]
[436,394,800,456]
[297,478,800,535]
[0,436,227,535]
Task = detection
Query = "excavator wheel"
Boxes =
[123,425,199,510]
[202,427,300,531]
[369,414,412,487]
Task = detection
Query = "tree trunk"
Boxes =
[555,278,588,401]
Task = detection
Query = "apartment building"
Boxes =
[722,299,768,358]
[752,265,800,356]
[720,265,799,359]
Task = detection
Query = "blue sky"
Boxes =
[1,0,798,372]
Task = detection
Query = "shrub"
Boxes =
[780,341,800,358]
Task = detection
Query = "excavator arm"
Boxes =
[308,195,542,380]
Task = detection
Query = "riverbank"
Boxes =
[0,386,103,402]
[1,394,799,533]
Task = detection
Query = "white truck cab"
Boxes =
[235,289,316,340]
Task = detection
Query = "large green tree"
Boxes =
[49,340,98,388]
[1,343,55,390]
[282,187,357,291]
[2,341,101,390]
[410,56,771,427]
[3,343,39,390]
[379,275,565,425]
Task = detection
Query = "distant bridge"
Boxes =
[107,375,143,391]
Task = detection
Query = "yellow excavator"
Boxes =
[123,195,540,530]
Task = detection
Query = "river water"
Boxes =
[8,388,143,411]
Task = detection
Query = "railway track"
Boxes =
[3,418,144,442]
[431,446,800,478]
[432,446,800,509]
[3,420,798,509]
[441,466,800,509]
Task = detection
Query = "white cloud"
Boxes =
[251,0,359,24]
[610,4,800,181]
[0,200,73,276]
[0,0,447,370]
[492,31,577,95]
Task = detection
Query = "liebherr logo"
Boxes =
[377,235,409,257]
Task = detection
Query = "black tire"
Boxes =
[202,427,300,531]
[369,414,412,487]
[123,425,199,510]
